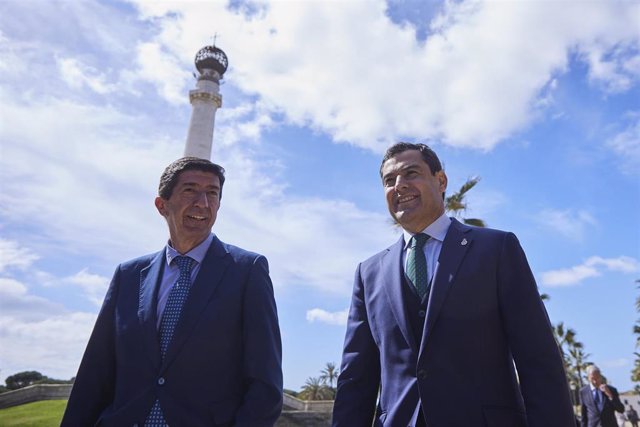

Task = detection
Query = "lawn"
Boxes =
[0,400,66,427]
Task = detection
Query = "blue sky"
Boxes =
[0,0,639,393]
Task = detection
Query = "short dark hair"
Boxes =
[158,157,226,200]
[379,142,443,177]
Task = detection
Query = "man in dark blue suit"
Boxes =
[62,157,282,427]
[332,142,574,427]
[580,365,624,427]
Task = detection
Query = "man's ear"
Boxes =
[155,197,167,217]
[438,171,448,192]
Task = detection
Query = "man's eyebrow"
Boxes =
[180,182,220,189]
[382,164,420,180]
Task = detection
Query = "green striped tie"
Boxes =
[407,233,430,300]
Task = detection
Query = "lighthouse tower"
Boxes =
[184,44,228,160]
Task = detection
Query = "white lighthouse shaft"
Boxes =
[184,76,222,160]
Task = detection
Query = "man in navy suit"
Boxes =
[332,142,574,427]
[62,157,282,427]
[580,365,624,427]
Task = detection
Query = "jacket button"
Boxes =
[417,370,427,379]
[418,310,426,317]
[158,377,165,385]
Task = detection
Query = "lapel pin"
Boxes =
[461,238,468,246]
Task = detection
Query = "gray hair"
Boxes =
[586,365,601,376]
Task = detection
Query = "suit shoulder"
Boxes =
[461,224,523,248]
[465,224,511,238]
[221,241,265,263]
[118,251,162,271]
[359,241,398,268]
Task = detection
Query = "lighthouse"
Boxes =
[184,44,228,160]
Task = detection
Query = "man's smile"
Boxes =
[397,194,418,206]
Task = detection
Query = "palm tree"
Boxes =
[553,322,577,380]
[632,279,640,391]
[445,176,486,227]
[319,362,339,390]
[553,322,577,354]
[553,321,592,408]
[298,377,333,401]
[567,343,590,389]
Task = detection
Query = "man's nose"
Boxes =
[394,175,408,191]
[193,191,209,208]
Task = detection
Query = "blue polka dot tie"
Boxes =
[145,256,194,427]
[407,233,430,300]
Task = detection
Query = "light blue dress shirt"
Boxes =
[156,233,214,328]
[402,213,451,286]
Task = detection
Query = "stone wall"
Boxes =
[276,411,331,426]
[0,384,73,409]
[0,384,333,426]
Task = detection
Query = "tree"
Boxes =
[567,342,590,389]
[445,176,486,227]
[319,362,339,390]
[298,377,333,401]
[553,323,578,380]
[553,322,590,393]
[632,279,640,392]
[5,371,44,390]
[553,322,577,359]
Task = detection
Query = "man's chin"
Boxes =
[393,211,412,225]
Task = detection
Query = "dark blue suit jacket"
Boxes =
[580,385,624,427]
[62,236,282,427]
[333,218,574,427]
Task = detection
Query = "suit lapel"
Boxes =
[138,250,164,367]
[381,236,418,352]
[419,219,472,357]
[161,236,231,369]
[582,387,599,411]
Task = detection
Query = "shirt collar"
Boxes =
[165,233,214,266]
[402,213,451,249]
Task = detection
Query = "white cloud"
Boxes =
[214,149,395,295]
[214,101,276,148]
[0,86,395,296]
[0,311,96,381]
[0,277,66,322]
[64,269,110,307]
[541,256,639,287]
[583,40,640,93]
[57,57,117,94]
[536,208,597,241]
[134,42,191,105]
[0,239,39,273]
[606,112,640,176]
[127,0,639,151]
[306,308,349,326]
[0,267,97,381]
[0,94,176,263]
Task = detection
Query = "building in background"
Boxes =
[184,44,228,160]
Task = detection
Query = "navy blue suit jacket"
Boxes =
[333,218,574,427]
[580,385,624,427]
[62,236,283,427]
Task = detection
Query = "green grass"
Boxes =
[0,400,66,427]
